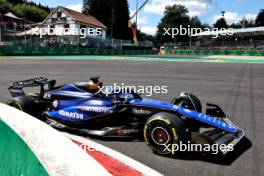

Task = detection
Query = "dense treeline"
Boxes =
[1,0,264,43]
[156,5,210,44]
[0,0,50,22]
[156,4,264,44]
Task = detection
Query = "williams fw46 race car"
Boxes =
[7,77,245,155]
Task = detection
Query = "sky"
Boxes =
[29,0,264,35]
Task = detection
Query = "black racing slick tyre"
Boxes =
[144,112,188,155]
[7,96,40,117]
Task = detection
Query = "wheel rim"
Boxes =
[151,127,170,145]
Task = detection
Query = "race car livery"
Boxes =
[7,77,245,155]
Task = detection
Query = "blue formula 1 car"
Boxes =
[7,77,245,155]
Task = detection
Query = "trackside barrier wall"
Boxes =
[162,49,264,56]
[0,45,158,56]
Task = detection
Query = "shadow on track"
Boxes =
[52,120,252,166]
[162,137,252,165]
[78,132,251,166]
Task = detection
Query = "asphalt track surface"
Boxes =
[0,57,263,176]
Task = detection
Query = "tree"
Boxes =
[13,4,49,22]
[190,16,202,28]
[0,0,12,14]
[156,4,190,43]
[0,0,12,26]
[213,18,227,29]
[6,0,24,5]
[0,0,50,22]
[84,0,130,40]
[256,9,264,26]
[229,18,255,28]
[112,0,130,39]
[83,0,110,32]
[136,28,154,42]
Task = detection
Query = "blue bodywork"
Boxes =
[45,83,238,133]
[130,99,237,133]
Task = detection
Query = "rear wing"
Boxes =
[8,77,56,97]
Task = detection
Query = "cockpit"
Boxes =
[74,77,103,93]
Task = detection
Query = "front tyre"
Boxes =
[144,112,188,155]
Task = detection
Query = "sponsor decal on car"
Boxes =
[80,106,115,113]
[59,110,84,119]
[43,93,51,99]
[117,129,140,135]
[132,108,152,115]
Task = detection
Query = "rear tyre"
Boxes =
[144,112,188,155]
[7,96,40,117]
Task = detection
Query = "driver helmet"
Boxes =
[86,77,103,93]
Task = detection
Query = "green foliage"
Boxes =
[156,5,189,43]
[256,9,264,26]
[13,4,49,22]
[0,0,50,22]
[136,28,154,42]
[85,0,130,40]
[112,0,130,40]
[6,0,24,4]
[7,0,50,12]
[83,0,111,35]
[0,0,12,14]
[156,4,206,44]
[213,18,227,29]
[189,16,202,28]
[229,18,255,28]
